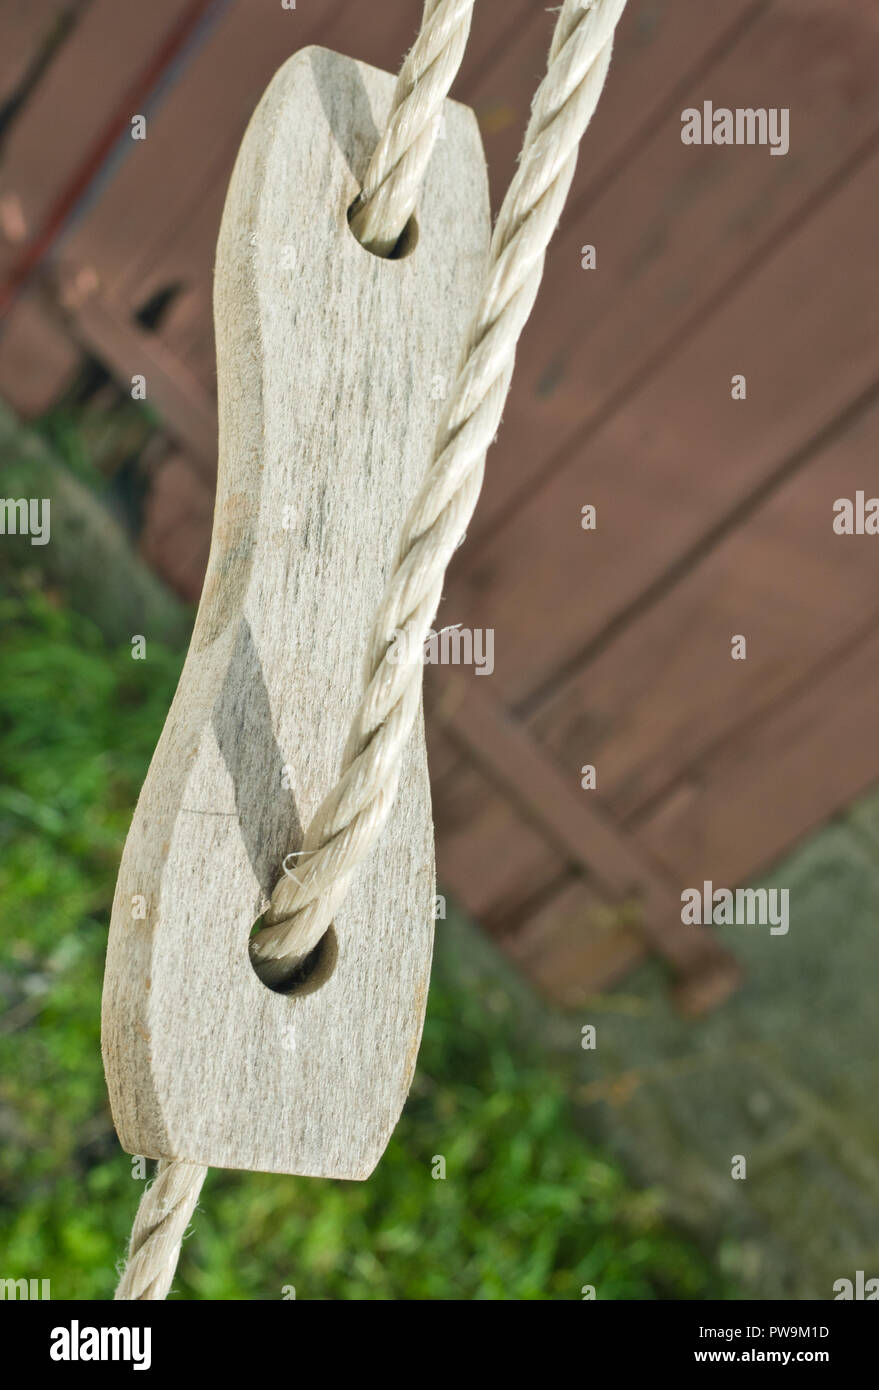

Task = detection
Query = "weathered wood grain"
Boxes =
[102,47,490,1177]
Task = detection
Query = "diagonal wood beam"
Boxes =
[429,669,742,1013]
[52,271,217,477]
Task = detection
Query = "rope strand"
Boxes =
[115,1160,207,1300]
[349,0,475,255]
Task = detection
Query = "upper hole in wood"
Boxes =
[346,198,419,260]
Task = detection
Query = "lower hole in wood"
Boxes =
[249,920,339,997]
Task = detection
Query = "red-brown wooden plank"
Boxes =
[61,283,218,474]
[0,0,214,409]
[465,0,760,214]
[0,0,77,109]
[446,142,879,706]
[431,672,740,997]
[139,449,214,601]
[459,0,879,541]
[532,388,879,823]
[428,705,652,1002]
[427,675,569,930]
[0,0,198,281]
[425,714,461,785]
[633,615,879,887]
[502,877,648,1006]
[432,755,566,933]
[0,291,79,414]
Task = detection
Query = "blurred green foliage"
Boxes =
[0,585,730,1299]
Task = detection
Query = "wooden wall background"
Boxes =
[2,0,877,1013]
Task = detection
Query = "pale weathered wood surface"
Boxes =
[102,46,490,1177]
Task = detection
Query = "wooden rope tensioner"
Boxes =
[103,0,629,1301]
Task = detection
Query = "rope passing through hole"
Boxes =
[116,0,628,1299]
[249,0,627,989]
[348,0,476,257]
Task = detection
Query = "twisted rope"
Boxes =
[349,0,475,256]
[115,1160,207,1300]
[251,0,627,990]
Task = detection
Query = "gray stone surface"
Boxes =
[437,793,879,1300]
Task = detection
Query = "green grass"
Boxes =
[0,585,730,1299]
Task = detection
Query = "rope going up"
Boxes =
[349,0,476,257]
[115,1160,207,1301]
[115,0,628,1298]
